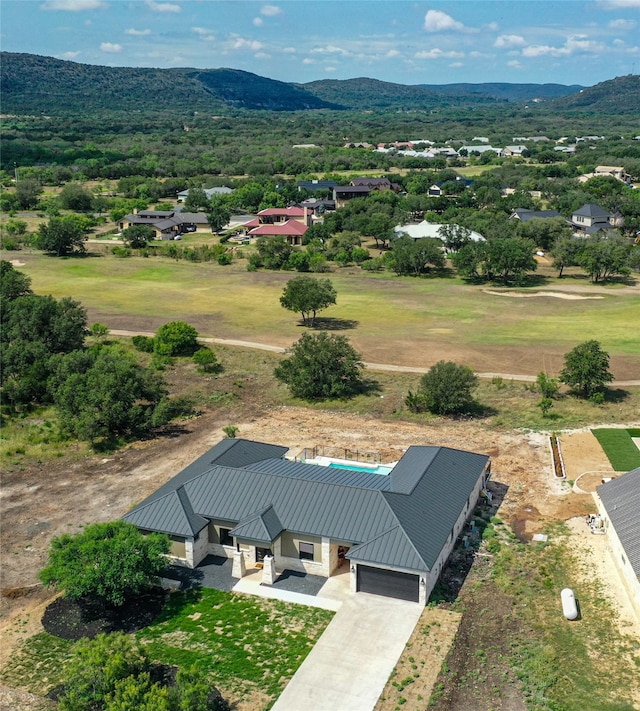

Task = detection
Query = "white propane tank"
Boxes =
[561,588,578,620]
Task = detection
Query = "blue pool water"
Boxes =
[328,462,393,475]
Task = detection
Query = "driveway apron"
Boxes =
[271,593,423,711]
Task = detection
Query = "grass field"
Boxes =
[7,251,640,379]
[0,589,333,705]
[591,428,640,471]
[490,527,640,711]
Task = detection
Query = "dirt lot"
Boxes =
[1,407,638,709]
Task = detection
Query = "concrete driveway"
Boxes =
[271,593,423,711]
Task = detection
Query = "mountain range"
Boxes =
[1,52,638,115]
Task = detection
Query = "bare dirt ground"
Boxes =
[2,407,638,710]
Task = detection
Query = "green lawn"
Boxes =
[591,429,640,471]
[11,251,640,364]
[0,589,333,707]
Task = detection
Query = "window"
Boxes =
[299,542,314,561]
[220,528,233,547]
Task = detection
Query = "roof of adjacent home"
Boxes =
[123,438,489,573]
[248,220,308,236]
[573,203,610,218]
[512,209,561,222]
[597,467,640,580]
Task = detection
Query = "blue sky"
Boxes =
[2,0,639,86]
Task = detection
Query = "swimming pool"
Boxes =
[327,462,394,476]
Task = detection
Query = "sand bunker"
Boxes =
[483,289,604,301]
[10,260,26,267]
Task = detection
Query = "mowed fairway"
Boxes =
[14,252,640,379]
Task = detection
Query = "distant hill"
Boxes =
[417,82,584,102]
[548,74,640,114]
[301,77,499,109]
[1,53,637,117]
[0,53,340,114]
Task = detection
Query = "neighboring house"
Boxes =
[429,178,473,197]
[503,145,528,157]
[350,177,400,191]
[459,145,503,156]
[578,166,631,185]
[118,210,210,239]
[571,203,616,235]
[177,187,234,202]
[595,467,640,616]
[243,206,312,245]
[299,197,335,214]
[333,185,374,208]
[123,438,491,605]
[394,220,485,243]
[510,208,562,222]
[297,180,338,193]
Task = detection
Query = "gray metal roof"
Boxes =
[124,440,488,573]
[132,439,289,509]
[383,448,490,569]
[573,203,610,218]
[183,466,396,546]
[123,487,208,537]
[597,467,640,581]
[347,526,425,571]
[230,505,284,543]
[243,458,391,490]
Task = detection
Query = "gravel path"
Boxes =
[109,330,640,386]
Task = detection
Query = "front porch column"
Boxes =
[262,555,277,586]
[232,550,246,579]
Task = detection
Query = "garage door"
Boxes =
[356,565,420,602]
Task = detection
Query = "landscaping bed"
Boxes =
[41,589,168,640]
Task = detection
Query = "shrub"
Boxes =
[154,321,199,357]
[192,348,220,373]
[132,335,155,353]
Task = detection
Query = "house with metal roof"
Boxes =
[123,438,490,604]
[571,203,616,236]
[595,467,640,616]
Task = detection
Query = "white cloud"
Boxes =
[386,49,400,58]
[449,62,463,67]
[41,0,105,9]
[508,60,522,68]
[100,42,122,53]
[146,1,181,13]
[310,45,349,56]
[324,66,337,73]
[494,34,525,49]
[283,47,297,54]
[59,51,81,59]
[522,35,606,57]
[608,18,637,29]
[125,28,151,36]
[485,22,499,32]
[253,17,263,26]
[598,0,640,8]
[303,58,316,65]
[415,48,464,59]
[192,26,212,36]
[424,10,464,32]
[230,36,264,52]
[261,4,282,16]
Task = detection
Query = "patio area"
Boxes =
[163,555,350,610]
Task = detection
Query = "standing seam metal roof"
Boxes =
[597,467,640,581]
[123,439,489,574]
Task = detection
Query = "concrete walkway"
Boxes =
[271,593,423,711]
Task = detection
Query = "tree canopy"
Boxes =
[39,521,170,607]
[154,321,200,356]
[279,276,337,326]
[121,224,155,249]
[274,331,365,399]
[35,215,90,256]
[407,360,479,415]
[50,344,169,444]
[560,340,614,397]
